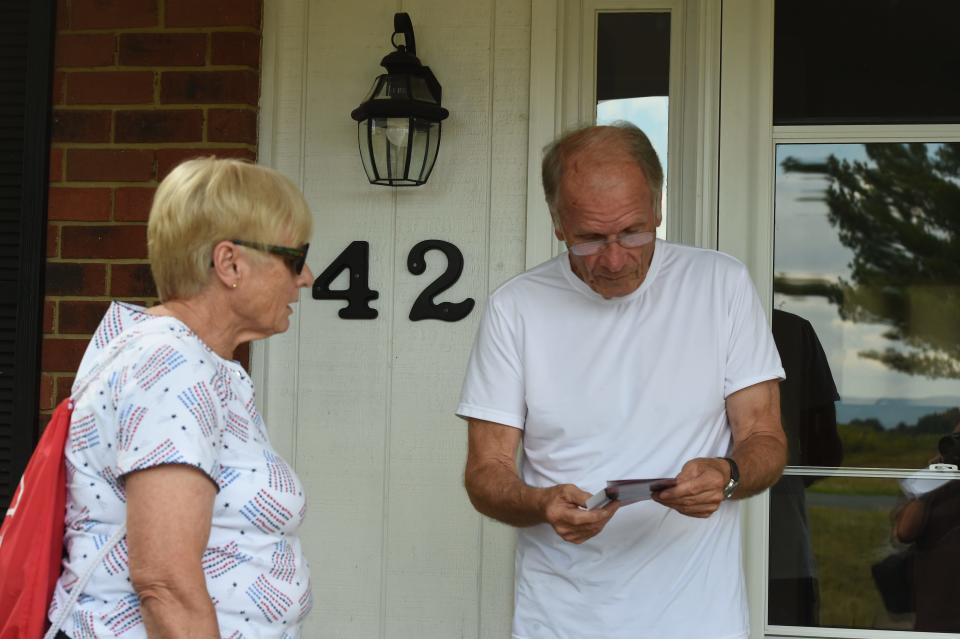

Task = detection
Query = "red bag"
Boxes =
[0,398,73,639]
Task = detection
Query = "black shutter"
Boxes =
[0,0,55,514]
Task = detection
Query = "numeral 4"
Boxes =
[311,240,475,322]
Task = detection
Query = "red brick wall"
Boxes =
[41,0,262,422]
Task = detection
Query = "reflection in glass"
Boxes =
[773,143,960,469]
[768,309,841,626]
[894,448,960,633]
[595,12,670,237]
[769,471,960,632]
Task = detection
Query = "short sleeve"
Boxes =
[114,335,223,483]
[723,267,785,397]
[456,296,526,429]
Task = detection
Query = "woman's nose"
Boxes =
[297,264,314,286]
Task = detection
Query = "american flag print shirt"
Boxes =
[49,302,312,638]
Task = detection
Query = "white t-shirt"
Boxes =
[457,242,784,639]
[49,302,312,639]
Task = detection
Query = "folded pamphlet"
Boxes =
[584,477,677,510]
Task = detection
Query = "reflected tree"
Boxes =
[781,143,960,379]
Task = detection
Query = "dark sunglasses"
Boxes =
[231,239,310,275]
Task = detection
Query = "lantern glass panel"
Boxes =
[408,75,435,103]
[427,121,441,179]
[373,73,434,103]
[358,120,376,181]
[385,117,410,181]
[390,74,412,99]
[357,115,442,185]
[369,118,389,181]
[370,75,392,100]
[408,118,438,182]
[408,124,427,182]
[384,117,411,149]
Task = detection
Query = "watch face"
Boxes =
[723,479,738,499]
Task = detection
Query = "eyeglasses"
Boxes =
[568,231,655,257]
[231,239,310,275]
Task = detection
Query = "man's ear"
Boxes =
[551,212,565,242]
[210,240,241,286]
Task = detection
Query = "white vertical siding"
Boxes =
[261,1,531,636]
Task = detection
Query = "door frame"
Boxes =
[717,2,775,637]
[719,2,960,639]
[525,0,721,268]
[526,2,774,636]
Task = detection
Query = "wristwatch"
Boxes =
[720,457,740,499]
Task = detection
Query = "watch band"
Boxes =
[721,456,740,483]
[721,456,739,499]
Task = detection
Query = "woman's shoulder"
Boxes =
[74,302,219,393]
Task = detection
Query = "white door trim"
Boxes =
[716,2,776,637]
[526,0,564,269]
[525,0,720,271]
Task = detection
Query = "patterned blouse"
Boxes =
[49,302,312,638]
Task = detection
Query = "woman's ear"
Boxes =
[210,240,241,288]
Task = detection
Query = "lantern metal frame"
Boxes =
[350,13,449,186]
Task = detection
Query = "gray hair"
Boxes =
[541,122,664,224]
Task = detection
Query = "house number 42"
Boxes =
[312,240,476,322]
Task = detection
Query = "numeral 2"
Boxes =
[311,240,475,322]
[407,240,475,322]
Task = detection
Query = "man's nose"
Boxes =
[598,240,628,271]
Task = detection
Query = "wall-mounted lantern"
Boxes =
[350,13,449,187]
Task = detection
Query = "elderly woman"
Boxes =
[47,158,314,638]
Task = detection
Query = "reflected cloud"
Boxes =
[597,97,669,237]
[774,144,960,412]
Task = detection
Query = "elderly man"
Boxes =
[457,123,787,638]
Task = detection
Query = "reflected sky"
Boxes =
[596,96,669,165]
[597,97,669,238]
[775,143,960,408]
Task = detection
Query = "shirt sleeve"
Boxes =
[723,266,785,398]
[456,295,527,429]
[113,334,223,484]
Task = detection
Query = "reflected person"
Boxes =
[893,421,960,633]
[768,309,842,627]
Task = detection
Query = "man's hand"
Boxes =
[652,379,788,518]
[465,419,618,540]
[541,484,620,543]
[652,457,729,518]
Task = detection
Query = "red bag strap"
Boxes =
[43,328,145,638]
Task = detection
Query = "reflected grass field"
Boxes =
[811,476,901,496]
[808,504,914,631]
[777,422,946,630]
[835,424,941,469]
[807,424,942,497]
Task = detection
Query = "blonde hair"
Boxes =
[541,122,663,225]
[148,157,313,301]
